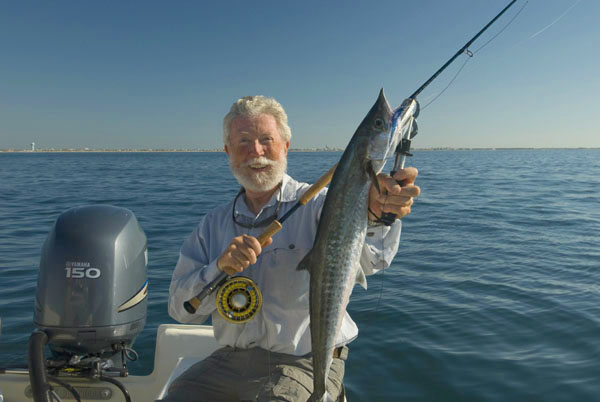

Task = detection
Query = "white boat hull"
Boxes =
[1,324,347,401]
[0,324,219,401]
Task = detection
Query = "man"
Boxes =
[164,95,420,401]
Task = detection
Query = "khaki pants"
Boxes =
[159,346,347,402]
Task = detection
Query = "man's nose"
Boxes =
[250,139,264,156]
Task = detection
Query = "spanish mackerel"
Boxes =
[298,89,396,402]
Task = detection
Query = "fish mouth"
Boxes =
[371,89,396,166]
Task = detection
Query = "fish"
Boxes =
[298,89,395,402]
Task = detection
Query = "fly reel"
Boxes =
[216,277,262,324]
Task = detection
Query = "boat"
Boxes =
[1,324,220,401]
[0,205,346,401]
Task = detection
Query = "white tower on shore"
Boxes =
[31,142,36,152]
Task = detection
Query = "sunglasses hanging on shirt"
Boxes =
[231,184,282,229]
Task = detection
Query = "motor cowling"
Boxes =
[33,205,147,358]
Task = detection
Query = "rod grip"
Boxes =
[257,220,282,245]
[184,298,201,314]
[184,272,228,314]
[220,220,281,276]
[299,163,337,205]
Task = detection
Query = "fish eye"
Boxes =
[374,119,384,129]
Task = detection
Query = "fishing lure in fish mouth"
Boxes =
[369,97,418,170]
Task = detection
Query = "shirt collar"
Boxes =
[280,173,301,203]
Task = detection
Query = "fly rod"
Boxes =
[184,163,338,314]
[379,0,518,225]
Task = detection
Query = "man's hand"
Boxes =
[217,234,273,276]
[368,167,420,222]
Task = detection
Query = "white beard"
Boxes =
[230,155,287,193]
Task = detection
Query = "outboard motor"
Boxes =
[28,205,148,402]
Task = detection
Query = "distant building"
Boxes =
[31,142,36,152]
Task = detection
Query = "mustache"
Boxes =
[240,157,275,168]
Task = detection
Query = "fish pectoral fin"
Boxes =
[367,160,381,195]
[355,267,367,289]
[296,250,313,273]
[308,391,335,402]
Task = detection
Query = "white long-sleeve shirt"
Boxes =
[168,174,402,356]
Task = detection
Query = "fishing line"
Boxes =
[529,0,580,39]
[371,154,408,314]
[420,1,528,111]
[374,223,386,315]
[421,56,472,111]
[472,1,528,54]
[372,178,393,316]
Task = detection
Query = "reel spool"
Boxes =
[216,277,262,324]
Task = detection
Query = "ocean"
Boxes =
[1,150,599,401]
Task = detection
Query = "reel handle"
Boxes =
[256,220,282,244]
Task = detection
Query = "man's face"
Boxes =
[225,114,290,193]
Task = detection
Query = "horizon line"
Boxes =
[2,146,600,153]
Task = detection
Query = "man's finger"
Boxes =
[379,175,403,195]
[242,234,263,254]
[232,250,254,268]
[236,245,257,265]
[393,167,419,185]
[375,185,420,203]
[381,197,414,212]
[378,195,414,208]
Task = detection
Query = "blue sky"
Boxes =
[0,0,597,150]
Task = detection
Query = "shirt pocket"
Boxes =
[259,246,311,310]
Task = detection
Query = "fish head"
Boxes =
[363,89,394,174]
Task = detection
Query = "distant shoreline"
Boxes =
[0,148,342,153]
[1,147,598,153]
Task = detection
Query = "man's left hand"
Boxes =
[368,167,420,222]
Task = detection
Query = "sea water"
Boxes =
[1,149,599,401]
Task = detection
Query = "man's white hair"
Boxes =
[223,95,292,146]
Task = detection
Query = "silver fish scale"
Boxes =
[305,89,393,401]
[309,166,371,400]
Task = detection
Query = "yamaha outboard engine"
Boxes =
[28,205,148,401]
